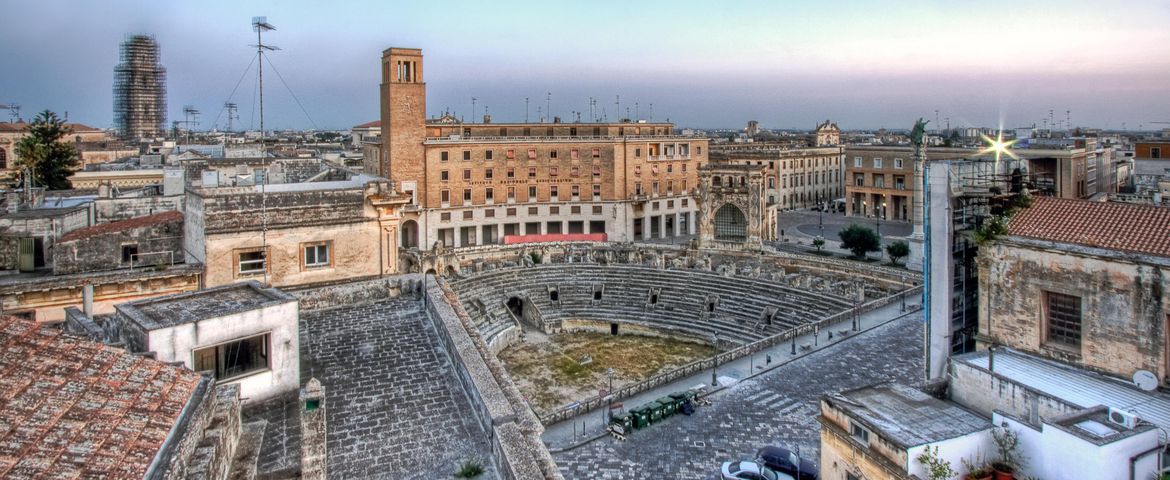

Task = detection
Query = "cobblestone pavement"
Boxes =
[553,312,924,479]
[244,298,495,479]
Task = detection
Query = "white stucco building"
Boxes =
[110,280,300,402]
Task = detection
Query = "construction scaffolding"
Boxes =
[113,34,167,140]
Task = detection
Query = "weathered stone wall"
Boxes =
[198,188,367,234]
[93,194,183,223]
[154,377,215,479]
[0,264,201,322]
[199,221,386,289]
[425,242,916,297]
[289,275,417,311]
[53,216,184,275]
[180,383,244,480]
[948,357,1080,426]
[978,237,1170,381]
[425,277,563,480]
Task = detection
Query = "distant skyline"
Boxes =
[2,1,1169,131]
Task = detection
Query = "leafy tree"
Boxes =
[315,131,342,142]
[15,110,79,190]
[886,240,910,265]
[838,224,881,258]
[812,236,826,252]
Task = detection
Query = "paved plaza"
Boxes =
[244,297,496,479]
[552,312,924,479]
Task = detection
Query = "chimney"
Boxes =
[300,378,328,480]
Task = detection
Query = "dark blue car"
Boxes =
[756,446,818,480]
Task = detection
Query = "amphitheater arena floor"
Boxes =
[243,297,497,479]
[553,311,924,479]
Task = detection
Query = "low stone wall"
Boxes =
[422,241,919,299]
[288,274,421,310]
[487,324,522,356]
[425,276,563,480]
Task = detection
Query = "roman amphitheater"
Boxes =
[246,239,923,479]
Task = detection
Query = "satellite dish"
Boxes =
[1133,370,1159,391]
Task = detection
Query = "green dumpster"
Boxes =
[671,390,698,404]
[657,396,678,417]
[610,412,633,434]
[630,407,650,429]
[647,401,665,423]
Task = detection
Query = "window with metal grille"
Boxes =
[714,204,747,241]
[1046,291,1082,348]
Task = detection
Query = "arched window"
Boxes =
[714,204,747,242]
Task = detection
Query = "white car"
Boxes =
[720,460,794,480]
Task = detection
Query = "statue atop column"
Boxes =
[908,118,929,271]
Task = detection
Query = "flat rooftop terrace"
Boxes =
[116,280,296,330]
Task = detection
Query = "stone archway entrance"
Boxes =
[401,219,419,249]
[506,296,524,319]
[714,204,747,242]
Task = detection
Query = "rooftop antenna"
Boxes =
[0,103,20,123]
[615,95,620,121]
[252,15,277,286]
[1066,110,1071,131]
[537,106,542,123]
[224,102,239,133]
[182,105,200,143]
[525,97,529,123]
[471,97,477,124]
[635,102,639,121]
[589,97,595,123]
[649,103,653,122]
[545,92,551,123]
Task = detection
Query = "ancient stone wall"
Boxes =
[53,216,184,275]
[93,194,183,223]
[425,277,563,480]
[289,275,418,310]
[198,188,367,234]
[978,237,1170,380]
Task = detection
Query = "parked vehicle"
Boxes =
[720,460,794,480]
[756,446,818,480]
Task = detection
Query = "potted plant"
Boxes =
[990,427,1024,480]
[962,458,993,480]
[916,445,956,480]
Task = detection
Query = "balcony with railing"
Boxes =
[424,134,698,144]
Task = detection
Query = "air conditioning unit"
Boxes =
[1108,408,1140,429]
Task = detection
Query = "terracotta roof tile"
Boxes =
[353,120,381,128]
[1007,196,1170,257]
[58,210,183,243]
[0,316,203,479]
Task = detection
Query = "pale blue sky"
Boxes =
[2,0,1168,130]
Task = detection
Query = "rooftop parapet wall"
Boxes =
[193,188,369,233]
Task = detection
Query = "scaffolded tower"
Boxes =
[113,34,167,140]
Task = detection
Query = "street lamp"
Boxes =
[605,367,615,424]
[711,332,720,387]
[817,192,824,238]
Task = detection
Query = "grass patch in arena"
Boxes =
[498,330,710,415]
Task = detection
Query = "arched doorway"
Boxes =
[714,204,747,242]
[401,220,419,249]
[506,296,524,318]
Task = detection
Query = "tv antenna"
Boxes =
[0,103,20,123]
[224,102,239,132]
[252,15,277,286]
[182,105,200,143]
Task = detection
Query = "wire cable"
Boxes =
[263,55,319,130]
